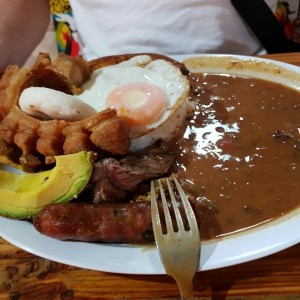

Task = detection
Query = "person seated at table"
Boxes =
[0,0,279,73]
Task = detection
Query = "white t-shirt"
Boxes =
[25,0,279,67]
[69,0,278,60]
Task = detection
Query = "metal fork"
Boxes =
[151,177,201,300]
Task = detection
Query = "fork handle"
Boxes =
[174,276,194,299]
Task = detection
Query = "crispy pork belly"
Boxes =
[86,112,131,155]
[0,106,130,170]
[30,52,52,69]
[0,106,41,169]
[62,123,96,155]
[46,53,90,90]
[0,65,29,120]
[37,119,68,164]
[0,107,22,166]
[63,108,130,155]
[14,109,41,168]
[29,53,91,94]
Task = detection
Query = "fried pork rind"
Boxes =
[0,106,129,171]
[0,65,28,120]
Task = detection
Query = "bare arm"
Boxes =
[0,0,50,73]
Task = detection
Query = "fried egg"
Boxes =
[19,55,190,151]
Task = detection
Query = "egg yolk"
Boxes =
[106,83,167,126]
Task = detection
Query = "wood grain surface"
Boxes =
[1,52,300,300]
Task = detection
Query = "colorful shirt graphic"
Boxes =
[50,0,80,57]
[275,0,300,43]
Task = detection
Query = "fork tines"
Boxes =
[151,177,199,235]
[151,176,201,299]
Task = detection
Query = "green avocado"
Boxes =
[0,151,93,219]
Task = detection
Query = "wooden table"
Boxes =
[1,52,300,300]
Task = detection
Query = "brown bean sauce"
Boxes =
[172,73,300,240]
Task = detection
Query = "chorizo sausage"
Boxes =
[33,201,153,243]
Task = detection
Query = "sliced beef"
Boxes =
[91,153,174,202]
[92,178,129,203]
[92,154,175,190]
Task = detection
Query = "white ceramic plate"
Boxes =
[0,54,300,274]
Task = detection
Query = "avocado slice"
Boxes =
[0,151,93,219]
